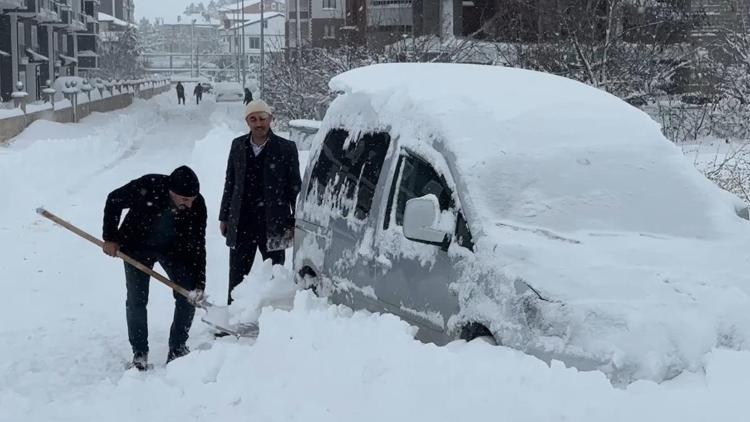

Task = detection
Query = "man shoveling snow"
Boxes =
[101,166,207,370]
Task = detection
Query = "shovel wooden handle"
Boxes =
[36,207,194,300]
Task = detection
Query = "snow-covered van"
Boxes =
[293,63,750,383]
[289,119,321,151]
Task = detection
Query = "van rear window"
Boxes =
[307,129,391,220]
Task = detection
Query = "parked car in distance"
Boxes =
[214,82,244,102]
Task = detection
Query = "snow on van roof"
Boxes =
[328,63,743,238]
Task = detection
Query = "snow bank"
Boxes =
[7,281,750,422]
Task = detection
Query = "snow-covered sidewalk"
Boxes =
[1,93,748,422]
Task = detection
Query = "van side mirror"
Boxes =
[403,195,451,247]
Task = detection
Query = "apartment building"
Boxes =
[0,0,99,102]
[286,0,414,49]
[221,0,285,27]
[76,0,100,74]
[155,13,224,55]
[287,0,324,48]
[227,11,285,55]
[99,0,133,23]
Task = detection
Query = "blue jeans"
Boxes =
[124,251,196,355]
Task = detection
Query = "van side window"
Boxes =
[351,132,391,219]
[307,128,348,204]
[307,129,391,220]
[394,155,452,226]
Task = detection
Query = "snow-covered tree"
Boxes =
[487,0,698,105]
[265,47,381,124]
[207,0,218,13]
[96,27,145,80]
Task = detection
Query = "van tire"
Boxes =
[460,322,496,344]
[297,267,319,296]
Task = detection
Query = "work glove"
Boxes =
[187,289,207,307]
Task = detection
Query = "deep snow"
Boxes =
[0,91,748,421]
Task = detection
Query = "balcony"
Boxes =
[7,1,59,22]
[0,0,25,10]
[58,10,87,32]
[26,0,63,23]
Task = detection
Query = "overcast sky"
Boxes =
[135,0,196,21]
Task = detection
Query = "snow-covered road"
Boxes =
[1,93,748,422]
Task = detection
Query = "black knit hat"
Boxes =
[169,166,200,197]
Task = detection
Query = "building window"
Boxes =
[371,0,412,5]
[249,37,260,49]
[323,24,336,39]
[263,20,268,29]
[322,0,336,9]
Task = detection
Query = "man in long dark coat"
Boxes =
[176,82,185,105]
[219,100,301,305]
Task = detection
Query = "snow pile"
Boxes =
[5,280,750,421]
[228,260,298,325]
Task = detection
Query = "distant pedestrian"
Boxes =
[243,88,253,105]
[194,83,203,105]
[176,82,185,105]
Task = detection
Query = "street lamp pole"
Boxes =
[296,0,301,83]
[241,0,246,88]
[234,6,240,82]
[191,19,196,77]
[260,0,265,98]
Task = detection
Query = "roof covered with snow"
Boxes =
[228,12,284,29]
[158,13,223,26]
[219,0,260,12]
[98,12,137,29]
[219,0,285,12]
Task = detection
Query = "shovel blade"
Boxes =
[200,304,259,338]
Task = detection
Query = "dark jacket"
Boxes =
[103,174,207,289]
[194,84,203,96]
[219,131,301,248]
[243,89,253,105]
[176,83,185,96]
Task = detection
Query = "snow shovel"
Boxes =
[36,207,259,338]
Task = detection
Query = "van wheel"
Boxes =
[460,322,496,345]
[297,267,319,296]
